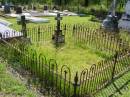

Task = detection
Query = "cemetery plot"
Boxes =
[19,23,123,79]
[30,41,106,78]
[1,8,130,97]
[2,23,130,97]
[0,0,130,96]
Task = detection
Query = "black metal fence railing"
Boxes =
[24,24,129,54]
[0,23,130,97]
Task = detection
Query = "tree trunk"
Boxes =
[85,0,89,6]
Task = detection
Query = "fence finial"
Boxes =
[73,72,79,97]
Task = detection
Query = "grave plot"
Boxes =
[21,15,110,77]
[2,22,129,97]
[6,14,123,79]
[20,23,123,78]
[1,10,130,97]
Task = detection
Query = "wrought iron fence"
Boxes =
[0,23,130,97]
[0,38,130,97]
[24,24,129,54]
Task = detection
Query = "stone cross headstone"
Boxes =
[4,4,11,14]
[52,13,65,45]
[55,13,62,32]
[21,15,27,37]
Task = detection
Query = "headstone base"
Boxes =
[102,15,119,32]
[20,37,31,44]
[52,34,65,44]
[118,19,130,32]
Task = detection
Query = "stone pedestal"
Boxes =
[102,15,119,32]
[102,0,119,32]
[52,30,65,44]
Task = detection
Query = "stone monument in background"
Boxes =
[102,0,119,32]
[118,0,130,31]
[4,3,11,14]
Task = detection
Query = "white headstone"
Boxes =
[118,0,130,31]
[0,24,23,39]
[125,0,130,15]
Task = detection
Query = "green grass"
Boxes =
[95,71,130,97]
[1,15,113,78]
[2,15,100,30]
[120,89,130,97]
[1,14,130,96]
[0,62,37,97]
[28,38,112,79]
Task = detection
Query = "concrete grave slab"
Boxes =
[0,24,23,39]
[0,18,12,26]
[17,16,50,23]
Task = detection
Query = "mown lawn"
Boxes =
[2,15,100,30]
[0,62,37,97]
[29,39,111,78]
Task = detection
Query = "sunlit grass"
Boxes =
[30,38,110,78]
[0,63,37,97]
[2,15,100,30]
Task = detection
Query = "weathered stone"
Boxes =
[52,13,65,44]
[4,4,11,14]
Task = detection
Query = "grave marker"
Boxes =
[21,15,27,37]
[52,13,65,45]
[4,4,11,14]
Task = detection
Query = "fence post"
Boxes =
[21,15,27,38]
[38,26,41,42]
[0,33,2,39]
[73,72,79,97]
[73,25,76,36]
[111,52,118,81]
[64,24,67,35]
